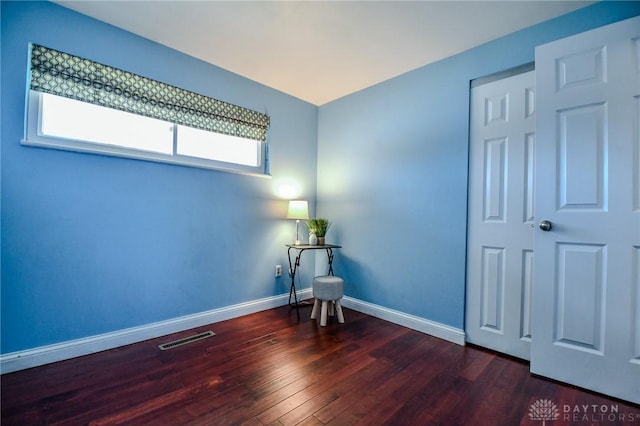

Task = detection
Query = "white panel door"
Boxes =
[466,71,535,360]
[532,16,640,404]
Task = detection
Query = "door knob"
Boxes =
[539,220,552,231]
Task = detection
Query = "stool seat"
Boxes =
[310,275,345,326]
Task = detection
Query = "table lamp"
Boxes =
[287,200,309,245]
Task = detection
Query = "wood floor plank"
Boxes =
[331,343,459,424]
[311,358,399,423]
[2,304,638,425]
[454,345,498,382]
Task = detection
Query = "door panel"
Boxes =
[556,47,605,91]
[480,247,505,332]
[634,247,640,363]
[523,133,535,222]
[555,243,606,353]
[635,96,640,211]
[466,70,535,360]
[521,249,534,341]
[558,103,606,210]
[483,138,507,222]
[532,15,640,404]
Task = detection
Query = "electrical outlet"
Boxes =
[275,265,282,277]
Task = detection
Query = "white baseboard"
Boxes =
[340,296,466,346]
[0,288,312,374]
[1,290,464,374]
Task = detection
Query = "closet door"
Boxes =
[532,15,640,404]
[466,70,535,360]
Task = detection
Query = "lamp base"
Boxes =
[294,240,303,245]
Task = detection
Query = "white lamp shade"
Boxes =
[287,200,309,220]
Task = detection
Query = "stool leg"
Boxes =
[335,300,344,324]
[328,301,335,316]
[310,299,320,320]
[320,301,328,326]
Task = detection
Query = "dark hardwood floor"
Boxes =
[2,304,639,425]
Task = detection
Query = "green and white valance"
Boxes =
[29,44,270,142]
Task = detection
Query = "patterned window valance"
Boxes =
[29,44,270,142]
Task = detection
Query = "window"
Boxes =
[27,91,264,173]
[176,125,259,167]
[22,44,270,176]
[39,92,174,155]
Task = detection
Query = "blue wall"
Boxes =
[317,1,640,329]
[1,1,319,354]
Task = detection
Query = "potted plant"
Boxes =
[305,218,331,245]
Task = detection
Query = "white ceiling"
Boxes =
[55,0,594,105]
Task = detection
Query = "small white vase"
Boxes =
[309,233,318,245]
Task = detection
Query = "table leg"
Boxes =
[287,247,301,319]
[326,248,335,275]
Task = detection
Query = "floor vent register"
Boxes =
[158,330,215,350]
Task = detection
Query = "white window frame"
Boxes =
[22,91,269,177]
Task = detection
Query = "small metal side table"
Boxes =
[286,244,342,319]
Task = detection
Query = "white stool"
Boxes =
[310,275,344,326]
